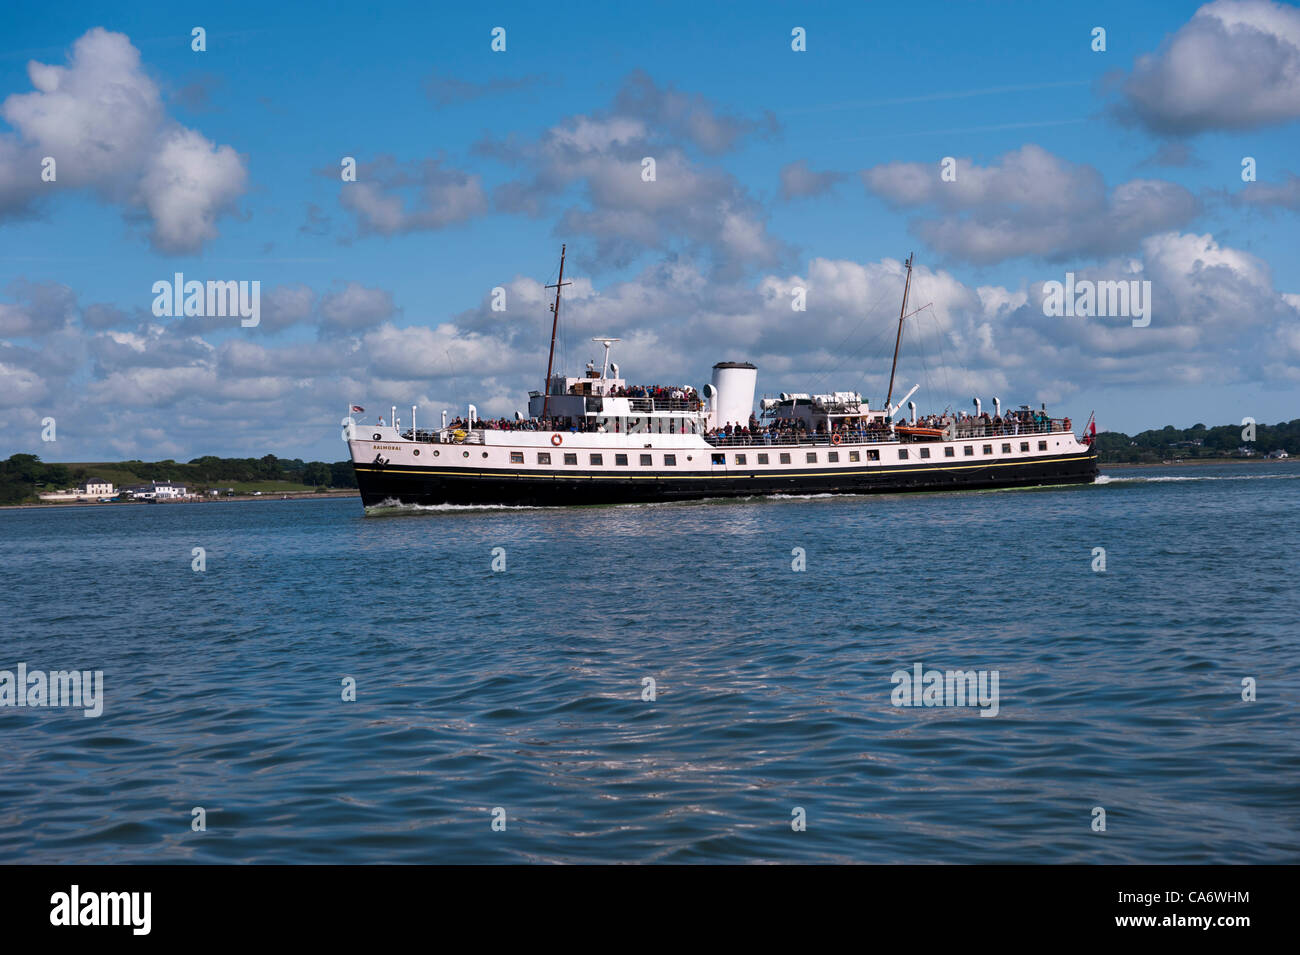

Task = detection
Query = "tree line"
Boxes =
[0,453,357,505]
[1094,419,1299,463]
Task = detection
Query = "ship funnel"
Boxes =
[907,400,917,424]
[710,361,757,429]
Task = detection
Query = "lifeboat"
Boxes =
[894,425,946,440]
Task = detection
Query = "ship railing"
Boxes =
[705,432,898,448]
[919,418,1070,440]
[625,397,703,413]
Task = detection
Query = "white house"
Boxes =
[126,481,188,500]
[79,479,114,496]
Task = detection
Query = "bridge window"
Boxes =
[898,449,909,460]
[920,447,931,459]
[564,453,577,465]
[590,453,604,466]
[1002,443,1011,453]
[1019,442,1029,452]
[828,451,839,462]
[615,454,628,466]
[867,449,879,461]
[982,445,992,455]
[711,453,725,465]
[758,453,769,464]
[640,454,652,466]
[1038,441,1048,451]
[849,451,860,462]
[944,447,955,457]
[664,454,676,466]
[806,452,817,463]
[779,453,791,464]
[538,452,551,465]
[964,446,974,456]
[735,454,747,465]
[510,452,524,464]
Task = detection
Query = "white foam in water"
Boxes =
[1098,472,1298,484]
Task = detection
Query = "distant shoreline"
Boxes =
[1101,457,1289,469]
[0,489,360,510]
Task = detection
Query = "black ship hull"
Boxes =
[353,448,1099,507]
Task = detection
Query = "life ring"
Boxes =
[551,433,563,446]
[452,429,467,443]
[831,433,842,446]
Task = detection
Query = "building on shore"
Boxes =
[125,481,188,500]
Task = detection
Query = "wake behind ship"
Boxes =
[347,250,1098,507]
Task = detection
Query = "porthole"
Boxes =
[433,450,439,457]
[463,451,469,458]
[482,452,489,458]
[413,449,420,456]
[372,433,382,440]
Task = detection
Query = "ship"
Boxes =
[347,248,1098,507]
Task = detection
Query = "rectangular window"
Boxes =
[964,446,974,456]
[944,446,955,457]
[664,454,676,466]
[538,452,552,465]
[828,451,839,462]
[867,449,879,461]
[640,454,652,466]
[806,452,817,463]
[564,453,577,465]
[590,453,604,466]
[615,454,628,466]
[757,453,769,464]
[1038,441,1048,451]
[780,452,792,464]
[735,454,747,465]
[898,449,909,460]
[510,451,525,464]
[711,453,725,466]
[1020,442,1030,452]
[849,450,860,462]
[920,447,931,459]
[982,445,992,455]
[1002,443,1011,454]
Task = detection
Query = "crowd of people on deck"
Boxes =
[602,384,702,407]
[702,407,1059,445]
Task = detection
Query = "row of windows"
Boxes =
[506,440,1051,468]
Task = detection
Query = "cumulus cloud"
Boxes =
[1235,171,1300,210]
[1116,0,1300,134]
[0,280,78,337]
[861,144,1199,264]
[423,72,548,107]
[319,281,398,333]
[779,160,847,200]
[0,28,247,253]
[474,72,784,274]
[335,156,488,236]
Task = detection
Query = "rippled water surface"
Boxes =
[2,462,1298,863]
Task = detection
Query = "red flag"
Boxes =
[351,405,364,413]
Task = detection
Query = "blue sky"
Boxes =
[2,0,1299,462]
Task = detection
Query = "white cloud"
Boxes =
[0,28,247,252]
[1118,0,1300,133]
